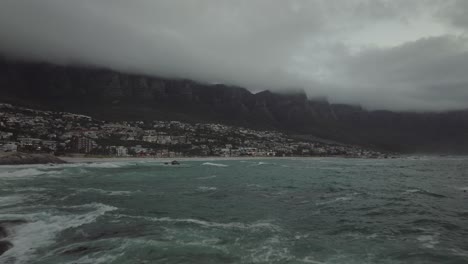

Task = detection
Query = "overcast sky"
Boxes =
[1,0,467,111]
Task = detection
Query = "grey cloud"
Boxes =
[0,0,467,111]
[438,0,468,30]
[325,36,468,111]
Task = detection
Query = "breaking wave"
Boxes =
[417,234,440,249]
[0,203,117,264]
[403,189,447,198]
[118,215,279,231]
[73,188,135,196]
[196,175,217,180]
[0,168,48,179]
[197,186,218,192]
[201,162,228,167]
[0,195,24,207]
[316,196,353,205]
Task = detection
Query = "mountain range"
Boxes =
[1,58,468,153]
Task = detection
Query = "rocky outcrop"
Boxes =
[0,241,12,256]
[0,152,66,165]
[1,58,468,153]
[0,219,27,256]
[0,226,7,239]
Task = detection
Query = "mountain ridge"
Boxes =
[1,58,468,153]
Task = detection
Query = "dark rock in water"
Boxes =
[0,219,28,239]
[171,160,180,165]
[0,220,28,225]
[0,152,66,165]
[0,241,13,256]
[0,226,7,239]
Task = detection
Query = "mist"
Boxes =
[1,0,467,111]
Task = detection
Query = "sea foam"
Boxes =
[201,162,228,167]
[119,214,279,231]
[0,168,47,178]
[0,203,117,264]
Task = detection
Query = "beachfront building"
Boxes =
[71,136,97,153]
[116,146,128,157]
[0,131,13,140]
[1,143,17,152]
[131,145,149,156]
[17,137,41,147]
[41,140,57,151]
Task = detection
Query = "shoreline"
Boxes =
[59,156,310,163]
[2,154,466,166]
[58,155,406,164]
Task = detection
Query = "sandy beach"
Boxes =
[59,156,292,163]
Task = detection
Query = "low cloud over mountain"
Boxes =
[1,0,467,111]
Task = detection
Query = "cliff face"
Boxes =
[1,59,468,153]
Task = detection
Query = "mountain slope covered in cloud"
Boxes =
[1,59,468,153]
[1,0,468,111]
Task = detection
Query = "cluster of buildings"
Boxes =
[0,103,388,158]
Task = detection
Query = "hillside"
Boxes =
[1,59,468,153]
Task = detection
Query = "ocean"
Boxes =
[0,157,467,264]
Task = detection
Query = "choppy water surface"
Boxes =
[0,157,467,264]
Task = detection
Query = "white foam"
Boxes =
[0,203,117,264]
[201,162,228,167]
[15,187,49,192]
[244,235,292,263]
[450,248,468,257]
[247,184,263,188]
[73,188,134,196]
[294,234,310,240]
[83,162,126,168]
[0,195,24,207]
[65,253,122,264]
[404,189,420,194]
[301,257,327,264]
[248,161,274,167]
[0,168,47,178]
[316,196,352,205]
[417,234,440,249]
[121,215,279,231]
[197,186,218,192]
[196,175,217,180]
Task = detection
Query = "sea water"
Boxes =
[0,157,467,264]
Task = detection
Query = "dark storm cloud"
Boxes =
[0,0,467,111]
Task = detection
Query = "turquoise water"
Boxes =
[0,157,467,264]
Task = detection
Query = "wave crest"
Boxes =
[201,162,228,167]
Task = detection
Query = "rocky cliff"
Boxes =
[0,152,66,165]
[1,59,468,153]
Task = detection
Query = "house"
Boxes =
[116,146,128,157]
[17,137,41,147]
[142,136,158,143]
[1,143,17,152]
[131,145,148,156]
[0,132,13,140]
[71,136,97,153]
[41,140,58,151]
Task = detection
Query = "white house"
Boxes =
[1,143,17,152]
[116,146,128,157]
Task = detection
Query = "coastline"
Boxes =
[58,155,400,164]
[0,152,66,165]
[59,156,300,163]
